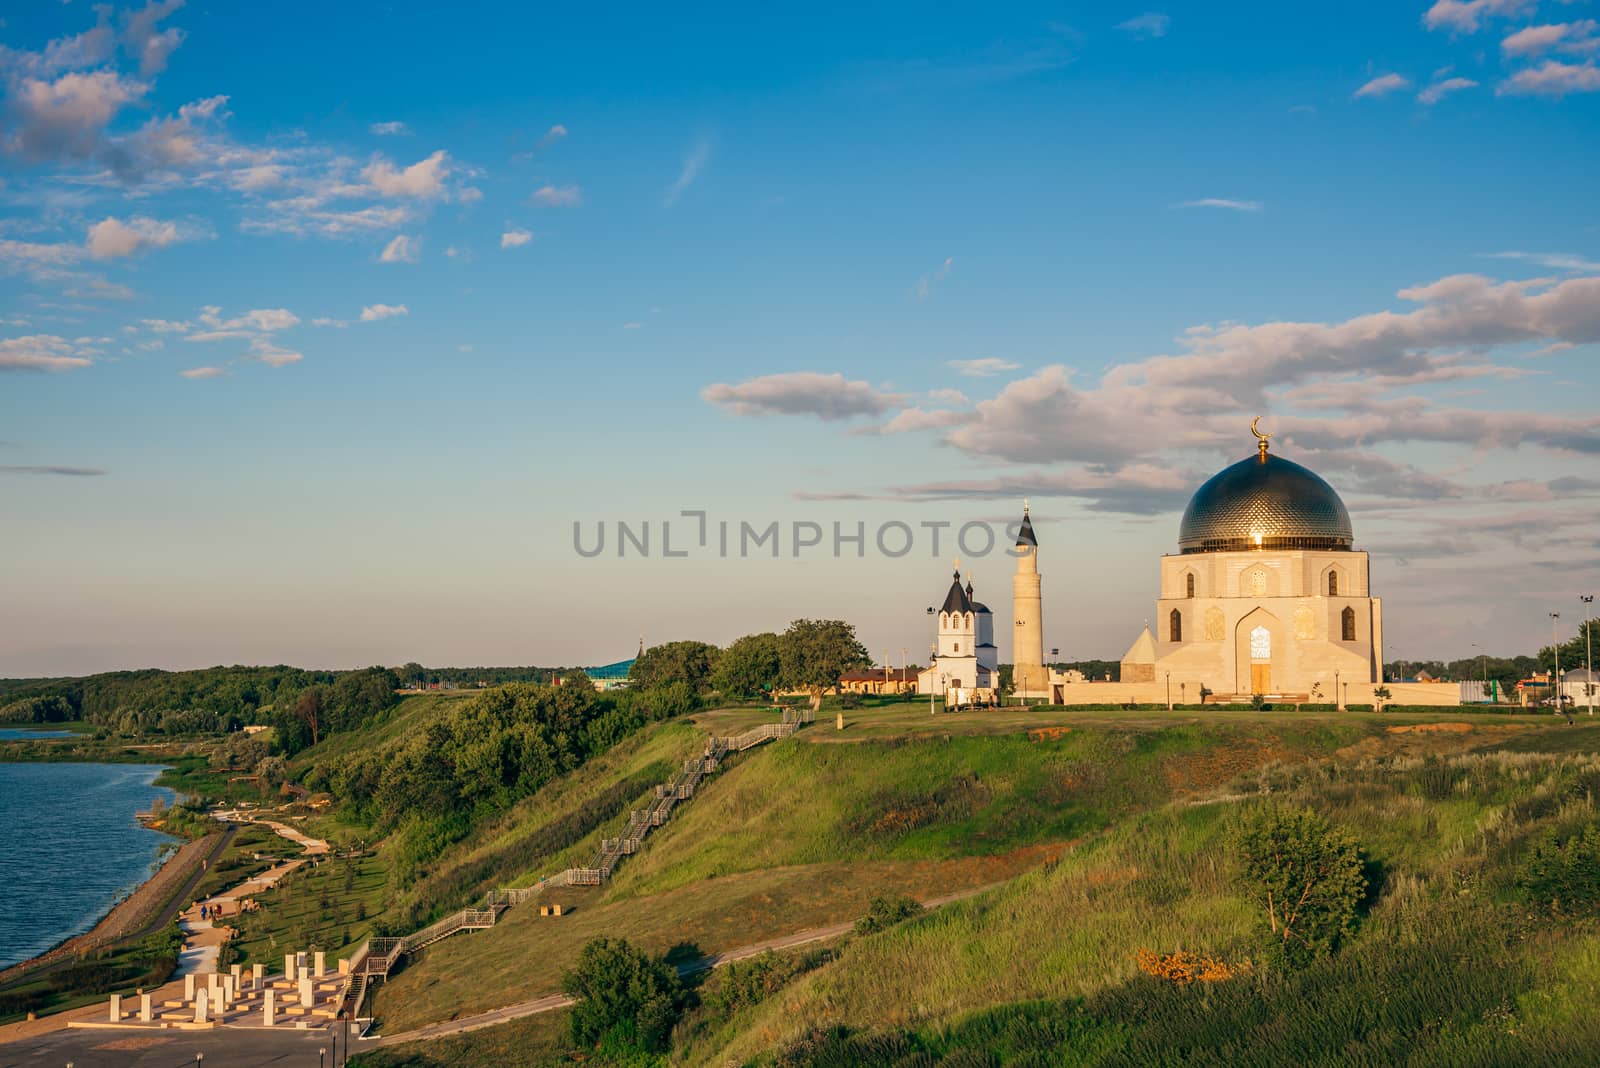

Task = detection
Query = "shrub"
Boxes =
[705,949,835,1018]
[855,894,924,935]
[1230,803,1366,964]
[1519,822,1600,915]
[561,937,684,1054]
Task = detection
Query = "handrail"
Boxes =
[342,710,810,996]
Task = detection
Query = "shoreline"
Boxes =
[0,763,200,988]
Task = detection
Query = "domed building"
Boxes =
[1119,423,1382,701]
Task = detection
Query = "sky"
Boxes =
[1,0,1598,677]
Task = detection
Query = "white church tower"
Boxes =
[918,564,997,704]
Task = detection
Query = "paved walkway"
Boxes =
[177,814,330,977]
[366,882,998,1049]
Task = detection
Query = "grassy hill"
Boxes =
[351,707,1600,1066]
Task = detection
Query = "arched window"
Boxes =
[1341,606,1356,641]
[1169,608,1183,642]
[1327,571,1339,596]
[1185,573,1196,598]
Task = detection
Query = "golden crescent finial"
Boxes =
[1251,416,1271,459]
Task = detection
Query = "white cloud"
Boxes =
[1354,73,1411,98]
[249,339,302,367]
[141,318,191,333]
[500,228,533,248]
[244,203,413,239]
[0,335,93,372]
[1418,76,1479,104]
[702,372,906,420]
[1498,60,1600,96]
[530,184,582,207]
[948,357,1020,377]
[915,256,955,301]
[363,150,450,198]
[1502,21,1600,57]
[359,303,408,321]
[369,121,409,136]
[380,234,420,263]
[1116,13,1171,39]
[870,408,975,435]
[120,0,186,76]
[1178,198,1263,211]
[538,124,568,148]
[86,215,182,258]
[0,238,82,268]
[185,306,299,341]
[1423,0,1533,33]
[664,137,711,206]
[180,365,223,379]
[5,69,149,163]
[1483,251,1600,273]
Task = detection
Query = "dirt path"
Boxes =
[365,881,1000,1049]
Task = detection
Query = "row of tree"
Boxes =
[628,619,871,698]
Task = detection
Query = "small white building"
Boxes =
[917,567,999,706]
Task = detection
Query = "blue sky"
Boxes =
[2,0,1598,676]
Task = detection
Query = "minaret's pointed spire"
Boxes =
[1016,501,1038,548]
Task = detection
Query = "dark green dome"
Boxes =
[1178,451,1353,554]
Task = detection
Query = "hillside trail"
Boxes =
[363,881,1001,1049]
[177,812,331,974]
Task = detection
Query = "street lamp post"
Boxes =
[1165,672,1172,712]
[900,647,908,702]
[1582,596,1594,716]
[1335,669,1341,711]
[1551,612,1562,712]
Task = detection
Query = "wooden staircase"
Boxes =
[338,707,812,1018]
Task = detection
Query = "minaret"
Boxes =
[1012,502,1046,697]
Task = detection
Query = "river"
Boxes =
[0,761,177,970]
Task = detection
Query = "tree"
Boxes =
[779,619,870,708]
[1231,804,1366,964]
[561,937,684,1054]
[629,640,719,693]
[713,632,783,697]
[294,687,325,747]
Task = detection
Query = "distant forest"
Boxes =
[0,663,579,745]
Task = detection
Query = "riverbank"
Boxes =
[0,815,330,1046]
[0,829,229,990]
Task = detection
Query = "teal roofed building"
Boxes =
[584,650,638,691]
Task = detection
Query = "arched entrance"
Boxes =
[1234,608,1281,695]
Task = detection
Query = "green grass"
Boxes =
[0,923,183,1024]
[688,747,1600,1066]
[349,1009,574,1067]
[311,708,1600,1066]
[224,851,389,965]
[290,691,481,772]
